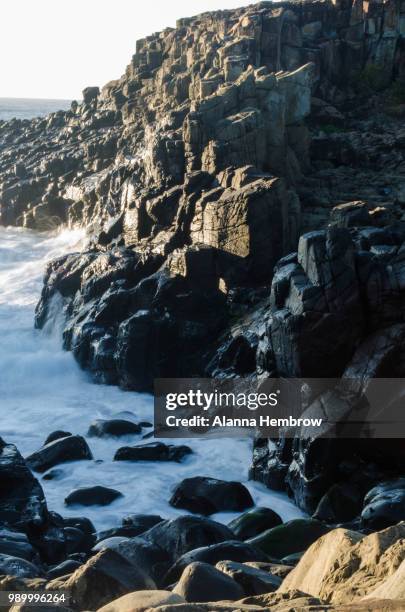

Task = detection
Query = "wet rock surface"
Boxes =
[26,435,93,473]
[169,477,254,515]
[64,486,123,507]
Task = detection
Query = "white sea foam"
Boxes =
[0,226,303,530]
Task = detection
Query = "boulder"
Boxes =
[116,516,235,583]
[164,540,269,584]
[47,559,82,579]
[88,419,142,437]
[26,436,93,473]
[0,554,41,579]
[173,562,244,602]
[169,477,254,515]
[0,528,36,561]
[0,438,47,529]
[0,438,65,563]
[114,442,192,462]
[62,548,156,609]
[228,507,282,540]
[361,479,405,530]
[44,431,72,445]
[247,519,330,560]
[279,528,363,597]
[65,486,123,507]
[97,590,185,612]
[216,560,282,595]
[315,522,405,604]
[313,482,364,524]
[330,201,370,228]
[82,86,100,104]
[121,514,164,534]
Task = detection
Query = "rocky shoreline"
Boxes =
[2,0,405,608]
[1,431,405,611]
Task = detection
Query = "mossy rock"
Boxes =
[246,519,330,560]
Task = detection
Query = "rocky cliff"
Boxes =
[2,0,405,519]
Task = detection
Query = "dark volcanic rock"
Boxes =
[228,507,283,540]
[114,442,192,462]
[173,561,244,602]
[164,540,269,585]
[44,431,72,445]
[169,477,254,515]
[0,529,36,561]
[0,554,41,579]
[115,515,236,584]
[47,558,82,579]
[26,435,93,473]
[87,419,142,437]
[247,519,330,560]
[361,479,405,530]
[121,514,164,534]
[65,486,123,507]
[0,438,66,564]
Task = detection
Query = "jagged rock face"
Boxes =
[3,0,405,231]
[251,222,405,513]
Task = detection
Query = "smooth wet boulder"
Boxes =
[63,516,96,540]
[62,548,156,609]
[47,559,82,579]
[361,479,405,530]
[88,419,142,438]
[121,514,164,534]
[26,435,93,473]
[44,431,72,445]
[313,482,364,524]
[247,519,330,560]
[173,561,244,602]
[0,529,36,561]
[64,524,95,554]
[65,486,123,507]
[97,513,164,542]
[164,540,269,584]
[94,536,130,552]
[116,516,235,584]
[216,560,282,595]
[169,477,254,515]
[140,515,235,561]
[0,554,41,578]
[114,442,192,462]
[228,507,282,540]
[97,590,186,612]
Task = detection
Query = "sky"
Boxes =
[0,0,252,100]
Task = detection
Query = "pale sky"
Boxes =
[1,0,251,100]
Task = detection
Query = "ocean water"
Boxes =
[0,98,72,121]
[0,227,303,531]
